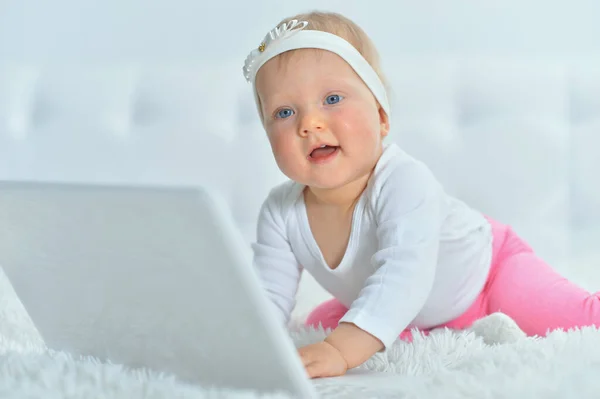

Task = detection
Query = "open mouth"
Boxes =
[308,144,340,163]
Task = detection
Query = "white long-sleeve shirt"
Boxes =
[252,143,493,349]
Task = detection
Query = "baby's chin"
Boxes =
[295,174,357,191]
[277,160,360,190]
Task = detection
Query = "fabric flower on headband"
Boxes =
[243,19,309,82]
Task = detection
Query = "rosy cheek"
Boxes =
[269,137,301,177]
[335,109,365,136]
[276,142,297,161]
[268,133,293,159]
[343,107,379,137]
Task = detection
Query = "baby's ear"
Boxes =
[378,106,390,137]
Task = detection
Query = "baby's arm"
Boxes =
[324,321,383,368]
[333,163,445,361]
[252,189,303,327]
[299,321,382,378]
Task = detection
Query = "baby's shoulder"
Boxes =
[264,179,302,205]
[259,179,303,221]
[370,143,442,197]
[362,143,450,220]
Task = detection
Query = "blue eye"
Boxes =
[325,94,343,105]
[276,108,294,119]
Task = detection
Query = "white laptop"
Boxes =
[0,181,400,398]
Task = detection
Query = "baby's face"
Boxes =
[255,49,389,190]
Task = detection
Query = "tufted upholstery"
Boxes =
[1,1,599,322]
[2,58,599,250]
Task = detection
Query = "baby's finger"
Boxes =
[297,348,313,366]
[305,361,324,379]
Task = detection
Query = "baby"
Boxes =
[242,11,600,378]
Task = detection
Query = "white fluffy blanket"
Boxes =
[2,271,600,398]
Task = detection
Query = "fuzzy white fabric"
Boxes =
[2,268,600,398]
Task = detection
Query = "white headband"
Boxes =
[243,19,390,119]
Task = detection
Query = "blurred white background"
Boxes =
[1,0,599,320]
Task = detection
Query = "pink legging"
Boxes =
[305,218,600,341]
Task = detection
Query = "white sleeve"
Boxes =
[251,191,303,327]
[339,164,444,348]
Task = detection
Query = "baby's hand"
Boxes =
[298,341,349,378]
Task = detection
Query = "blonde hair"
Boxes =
[274,11,388,93]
